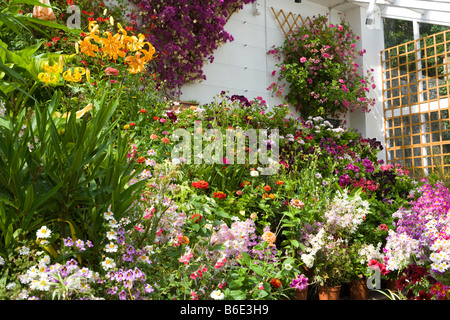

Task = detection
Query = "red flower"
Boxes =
[192,180,209,190]
[191,214,202,223]
[270,278,281,288]
[129,122,136,126]
[240,181,250,188]
[140,109,146,113]
[137,156,145,163]
[213,191,227,199]
[153,116,159,121]
[263,185,271,192]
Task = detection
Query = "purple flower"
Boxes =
[119,290,127,300]
[64,237,73,247]
[339,174,351,186]
[290,274,308,290]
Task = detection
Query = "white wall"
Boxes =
[343,6,386,163]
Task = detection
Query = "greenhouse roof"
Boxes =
[309,0,450,26]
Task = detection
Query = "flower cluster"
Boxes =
[18,256,99,300]
[77,20,155,74]
[38,58,89,86]
[129,0,256,97]
[268,14,376,118]
[384,181,450,276]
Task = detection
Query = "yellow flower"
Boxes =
[53,103,93,119]
[99,31,125,61]
[85,68,90,83]
[63,68,85,83]
[123,124,130,130]
[38,72,57,85]
[140,46,155,63]
[127,33,149,52]
[87,20,100,41]
[124,51,146,74]
[78,37,99,57]
[41,61,60,74]
[58,55,64,73]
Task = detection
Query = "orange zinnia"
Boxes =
[263,185,271,192]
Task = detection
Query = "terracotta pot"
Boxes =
[349,278,369,300]
[318,285,341,300]
[293,287,308,300]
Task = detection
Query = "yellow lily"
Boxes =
[53,103,93,119]
[41,61,60,74]
[38,72,57,85]
[58,55,64,73]
[78,37,99,57]
[126,33,149,52]
[99,31,126,61]
[124,51,146,74]
[63,68,85,82]
[140,45,155,63]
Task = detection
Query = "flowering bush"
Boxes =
[268,14,376,119]
[129,0,256,97]
[300,189,371,286]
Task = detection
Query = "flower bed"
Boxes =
[0,0,449,302]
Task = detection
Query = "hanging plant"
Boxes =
[129,0,256,99]
[268,14,376,119]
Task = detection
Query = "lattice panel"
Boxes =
[381,28,450,178]
[271,7,315,37]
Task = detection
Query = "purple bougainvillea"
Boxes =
[129,0,256,98]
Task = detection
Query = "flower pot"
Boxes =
[293,287,308,300]
[349,278,368,300]
[318,285,341,300]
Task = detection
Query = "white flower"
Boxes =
[101,257,116,270]
[106,229,117,240]
[104,210,114,220]
[210,290,225,300]
[19,246,30,256]
[6,282,15,290]
[284,263,293,271]
[36,226,52,239]
[0,256,4,265]
[250,170,259,177]
[104,242,118,253]
[172,158,181,165]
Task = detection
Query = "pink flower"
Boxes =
[300,57,307,63]
[105,67,119,76]
[160,118,166,123]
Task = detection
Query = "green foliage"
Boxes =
[0,88,145,275]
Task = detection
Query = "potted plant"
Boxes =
[268,13,376,120]
[299,188,371,299]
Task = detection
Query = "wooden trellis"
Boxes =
[381,28,450,178]
[271,7,316,37]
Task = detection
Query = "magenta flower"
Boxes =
[290,274,308,290]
